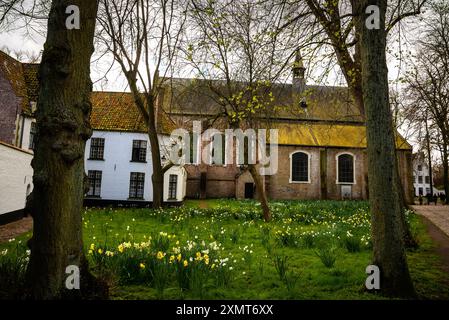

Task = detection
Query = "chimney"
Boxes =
[292,49,306,106]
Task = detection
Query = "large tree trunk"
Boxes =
[355,0,415,297]
[346,0,415,248]
[26,0,100,299]
[248,164,271,222]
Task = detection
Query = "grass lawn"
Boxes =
[1,199,449,300]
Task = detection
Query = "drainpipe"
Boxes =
[19,115,25,149]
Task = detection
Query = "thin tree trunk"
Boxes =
[425,117,434,196]
[394,155,418,248]
[355,0,415,297]
[147,96,164,208]
[443,143,449,204]
[26,0,100,299]
[248,164,271,222]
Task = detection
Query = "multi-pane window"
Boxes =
[132,140,147,162]
[89,138,105,160]
[211,134,226,165]
[189,132,198,164]
[29,122,37,150]
[418,175,423,184]
[419,187,423,195]
[86,170,102,197]
[426,188,431,195]
[129,172,145,199]
[291,152,309,182]
[168,174,178,200]
[425,176,430,184]
[418,165,422,171]
[337,154,354,183]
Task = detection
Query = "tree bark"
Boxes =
[355,0,415,297]
[425,117,434,196]
[442,142,449,204]
[394,155,418,248]
[147,96,164,208]
[248,164,271,222]
[26,0,100,299]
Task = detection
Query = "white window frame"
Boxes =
[210,132,227,167]
[336,152,356,185]
[289,150,311,184]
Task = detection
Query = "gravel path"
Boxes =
[412,205,449,238]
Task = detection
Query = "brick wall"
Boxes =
[185,146,413,203]
[185,164,239,199]
[266,146,322,200]
[0,72,21,145]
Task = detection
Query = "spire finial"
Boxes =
[292,48,305,78]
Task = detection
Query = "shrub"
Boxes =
[188,260,210,298]
[230,228,240,244]
[301,232,315,249]
[315,246,337,268]
[275,230,299,247]
[149,254,173,298]
[0,245,28,299]
[342,235,362,253]
[150,232,171,252]
[260,225,271,248]
[272,254,289,281]
[272,254,299,292]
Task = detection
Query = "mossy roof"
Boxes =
[271,122,411,150]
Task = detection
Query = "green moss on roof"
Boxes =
[272,122,411,150]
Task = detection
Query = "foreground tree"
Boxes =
[354,0,415,297]
[279,0,426,247]
[25,0,101,299]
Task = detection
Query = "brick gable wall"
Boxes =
[0,72,21,145]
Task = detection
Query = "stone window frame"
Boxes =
[336,152,356,185]
[289,150,311,184]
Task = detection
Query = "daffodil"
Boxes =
[157,251,165,260]
[139,263,145,269]
[118,244,124,253]
[98,248,103,254]
[106,251,114,257]
[183,260,189,267]
[90,243,95,251]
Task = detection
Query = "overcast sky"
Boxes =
[0,17,427,153]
